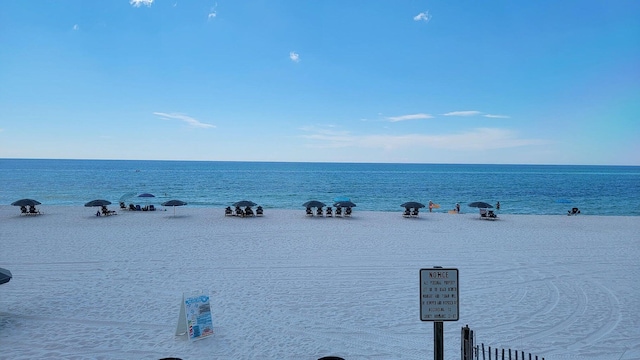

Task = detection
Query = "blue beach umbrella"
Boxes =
[468,202,493,209]
[302,200,326,208]
[0,268,12,285]
[11,199,41,207]
[334,200,356,208]
[84,199,112,207]
[401,201,425,209]
[161,199,187,216]
[233,200,257,207]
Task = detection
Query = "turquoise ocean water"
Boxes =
[1,159,639,216]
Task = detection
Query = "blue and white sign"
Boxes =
[176,291,214,341]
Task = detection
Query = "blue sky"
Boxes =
[1,1,638,165]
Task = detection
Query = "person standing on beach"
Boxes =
[455,203,460,213]
[428,200,434,212]
[496,201,500,210]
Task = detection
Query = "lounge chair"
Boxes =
[403,208,411,218]
[411,208,419,217]
[129,204,136,211]
[316,207,323,217]
[28,206,40,215]
[20,206,28,215]
[256,206,264,216]
[244,207,254,217]
[344,207,352,217]
[325,207,332,217]
[120,202,126,210]
[149,204,156,211]
[306,207,313,216]
[135,204,142,211]
[479,208,497,220]
[101,206,116,216]
[335,207,342,217]
[235,206,244,217]
[225,207,233,216]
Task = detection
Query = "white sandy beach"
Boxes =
[0,205,639,360]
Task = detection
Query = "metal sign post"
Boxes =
[420,267,459,360]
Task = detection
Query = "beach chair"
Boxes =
[325,207,332,217]
[235,206,244,217]
[135,204,142,211]
[411,208,419,217]
[28,206,40,215]
[256,206,263,216]
[306,207,313,216]
[129,204,136,211]
[316,207,323,217]
[568,207,580,216]
[101,206,116,216]
[149,204,156,211]
[403,208,411,218]
[225,207,233,216]
[479,208,487,218]
[245,207,254,217]
[344,207,352,217]
[119,202,126,210]
[20,206,28,215]
[335,207,342,217]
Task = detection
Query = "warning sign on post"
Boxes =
[420,268,459,321]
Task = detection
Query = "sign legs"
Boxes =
[434,321,444,360]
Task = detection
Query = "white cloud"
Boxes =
[289,51,300,63]
[130,0,154,8]
[154,112,215,129]
[484,114,510,119]
[300,127,546,151]
[413,11,432,22]
[442,111,482,117]
[73,24,79,31]
[387,113,434,122]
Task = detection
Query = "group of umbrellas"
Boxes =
[9,195,188,216]
[302,198,357,209]
[10,196,496,216]
[400,201,494,210]
[85,194,188,216]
